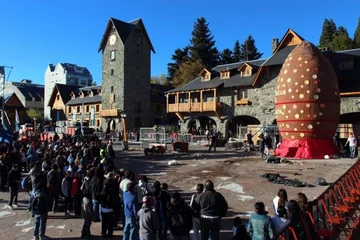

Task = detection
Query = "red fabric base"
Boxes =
[274,139,339,159]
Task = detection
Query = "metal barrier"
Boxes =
[274,160,360,240]
[173,134,209,146]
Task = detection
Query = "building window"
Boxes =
[339,60,354,70]
[80,80,87,85]
[337,124,353,139]
[111,69,114,75]
[238,89,248,100]
[86,105,89,112]
[95,104,100,112]
[68,106,72,113]
[111,86,114,93]
[220,71,230,79]
[77,106,80,112]
[56,94,60,100]
[135,117,141,127]
[96,119,100,127]
[110,50,116,61]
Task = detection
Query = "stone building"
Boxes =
[98,17,155,132]
[166,29,360,138]
[44,63,93,120]
[4,79,44,111]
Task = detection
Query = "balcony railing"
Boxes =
[167,101,220,113]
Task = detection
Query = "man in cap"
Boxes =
[138,196,160,240]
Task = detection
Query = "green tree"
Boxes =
[219,48,234,64]
[331,26,353,51]
[233,40,241,62]
[189,17,219,68]
[319,18,337,48]
[240,35,263,61]
[167,47,189,81]
[151,74,168,85]
[27,108,43,120]
[354,18,360,48]
[172,60,204,87]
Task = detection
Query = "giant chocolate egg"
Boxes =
[275,41,340,141]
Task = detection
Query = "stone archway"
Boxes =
[226,115,261,138]
[106,119,116,133]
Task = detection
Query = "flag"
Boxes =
[0,67,5,129]
[81,104,84,135]
[15,108,20,132]
[90,106,95,127]
[72,106,76,125]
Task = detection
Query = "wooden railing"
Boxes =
[167,101,219,113]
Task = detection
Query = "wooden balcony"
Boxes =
[100,109,119,117]
[235,98,249,105]
[167,101,220,113]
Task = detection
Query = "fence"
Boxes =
[170,133,209,146]
[140,127,166,149]
[274,160,360,240]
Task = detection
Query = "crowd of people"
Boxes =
[0,133,316,240]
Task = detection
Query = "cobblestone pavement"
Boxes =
[0,146,356,240]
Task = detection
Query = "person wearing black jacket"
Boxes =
[8,164,21,209]
[167,192,193,240]
[194,180,228,240]
[90,167,104,222]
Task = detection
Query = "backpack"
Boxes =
[21,175,32,191]
[31,192,45,215]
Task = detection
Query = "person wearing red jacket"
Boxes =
[72,170,83,216]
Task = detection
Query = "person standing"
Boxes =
[81,188,93,239]
[61,170,73,215]
[167,192,193,240]
[32,184,50,240]
[138,196,160,240]
[248,202,273,240]
[123,182,139,240]
[8,164,21,209]
[208,131,218,152]
[345,132,357,159]
[194,180,228,240]
[72,170,83,216]
[100,173,116,237]
[47,163,61,213]
[190,183,204,240]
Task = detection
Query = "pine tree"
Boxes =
[172,60,204,87]
[240,35,263,61]
[167,47,189,81]
[219,48,234,64]
[354,18,360,48]
[189,17,220,68]
[319,18,337,48]
[233,40,241,62]
[331,26,353,51]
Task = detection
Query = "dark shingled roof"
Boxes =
[79,85,102,91]
[223,74,256,88]
[12,83,44,101]
[98,18,155,53]
[56,84,80,104]
[213,62,244,72]
[167,77,224,93]
[60,63,91,75]
[261,45,297,66]
[66,95,102,106]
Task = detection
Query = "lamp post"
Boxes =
[120,113,128,150]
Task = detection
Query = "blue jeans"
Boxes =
[350,146,355,158]
[34,215,47,237]
[92,199,101,222]
[123,216,137,240]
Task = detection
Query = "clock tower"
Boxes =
[98,17,155,132]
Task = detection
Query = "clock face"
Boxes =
[109,35,116,45]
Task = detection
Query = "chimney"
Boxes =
[272,38,279,53]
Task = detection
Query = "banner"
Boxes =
[72,106,76,124]
[81,104,84,135]
[90,106,95,127]
[15,108,20,132]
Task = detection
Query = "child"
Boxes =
[232,217,250,240]
[81,189,93,238]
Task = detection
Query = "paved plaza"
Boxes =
[0,145,356,240]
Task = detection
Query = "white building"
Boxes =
[44,63,93,120]
[4,79,44,110]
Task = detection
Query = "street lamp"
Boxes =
[120,113,128,150]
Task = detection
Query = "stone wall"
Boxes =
[340,96,360,115]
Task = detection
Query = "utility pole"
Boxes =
[0,66,13,129]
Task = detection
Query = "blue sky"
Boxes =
[1,0,359,84]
